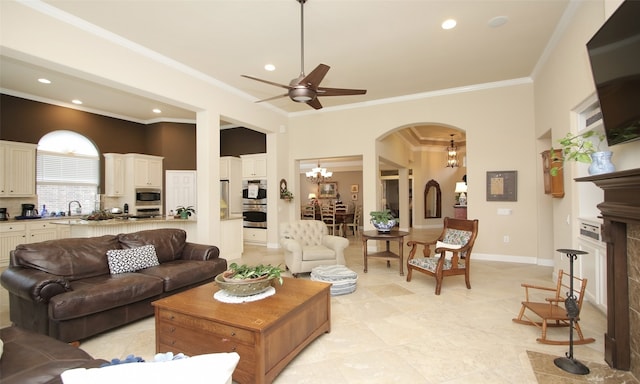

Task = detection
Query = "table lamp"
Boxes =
[455,182,468,206]
[308,193,317,204]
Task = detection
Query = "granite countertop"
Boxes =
[48,217,197,226]
[4,215,241,225]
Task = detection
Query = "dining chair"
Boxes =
[301,204,315,220]
[334,203,348,236]
[345,204,362,237]
[321,205,340,236]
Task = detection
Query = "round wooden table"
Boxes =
[361,230,410,276]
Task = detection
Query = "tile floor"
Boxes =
[0,229,633,383]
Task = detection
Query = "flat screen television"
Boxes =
[586,0,640,146]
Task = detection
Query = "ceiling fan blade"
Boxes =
[317,87,367,97]
[306,98,323,110]
[241,74,292,90]
[298,64,330,87]
[255,94,289,103]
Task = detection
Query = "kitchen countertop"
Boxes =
[4,214,243,225]
[48,217,198,226]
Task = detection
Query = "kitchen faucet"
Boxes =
[68,201,82,216]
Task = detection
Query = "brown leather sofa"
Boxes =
[0,228,227,343]
[0,325,107,384]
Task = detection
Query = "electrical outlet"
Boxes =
[503,235,510,243]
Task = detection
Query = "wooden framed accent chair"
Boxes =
[512,269,595,345]
[406,217,479,295]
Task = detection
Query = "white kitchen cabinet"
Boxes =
[0,223,27,267]
[220,157,242,214]
[219,217,243,259]
[578,235,607,314]
[0,140,36,197]
[104,153,125,196]
[241,154,267,179]
[0,221,60,267]
[220,157,230,180]
[27,221,58,243]
[127,154,163,188]
[243,227,267,245]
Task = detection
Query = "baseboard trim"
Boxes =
[473,253,554,266]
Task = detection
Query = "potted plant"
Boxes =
[370,209,396,233]
[175,205,195,219]
[550,129,614,176]
[281,190,294,202]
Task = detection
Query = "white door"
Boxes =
[165,171,197,217]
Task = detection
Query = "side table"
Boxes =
[362,230,410,276]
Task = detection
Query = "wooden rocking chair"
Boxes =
[512,269,595,345]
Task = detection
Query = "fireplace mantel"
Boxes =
[577,168,640,373]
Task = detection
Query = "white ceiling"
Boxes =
[0,0,571,145]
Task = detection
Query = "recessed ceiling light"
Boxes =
[152,108,162,114]
[264,64,276,71]
[72,99,83,105]
[488,16,509,28]
[38,78,51,84]
[441,19,457,30]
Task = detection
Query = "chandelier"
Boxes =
[306,163,332,184]
[446,134,459,168]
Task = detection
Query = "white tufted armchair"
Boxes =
[280,220,349,277]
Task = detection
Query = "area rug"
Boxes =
[527,351,639,383]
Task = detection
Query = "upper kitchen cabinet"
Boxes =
[104,153,125,196]
[126,154,163,188]
[241,154,267,179]
[0,140,36,197]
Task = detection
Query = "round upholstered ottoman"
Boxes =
[310,265,358,296]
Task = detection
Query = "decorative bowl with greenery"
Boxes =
[216,263,283,296]
[175,205,195,219]
[370,209,397,232]
[223,263,284,285]
[550,129,605,176]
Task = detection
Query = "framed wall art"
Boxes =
[351,184,359,193]
[318,182,338,199]
[486,171,517,201]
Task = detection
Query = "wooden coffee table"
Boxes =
[152,277,331,384]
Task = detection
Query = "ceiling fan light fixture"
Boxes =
[289,87,315,102]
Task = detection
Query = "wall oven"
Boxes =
[242,180,267,228]
[136,188,161,206]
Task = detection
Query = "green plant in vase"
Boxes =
[550,129,607,176]
[175,205,195,219]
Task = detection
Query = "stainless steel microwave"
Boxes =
[135,188,161,206]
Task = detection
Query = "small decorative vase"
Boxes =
[180,211,189,219]
[371,219,397,233]
[588,151,615,175]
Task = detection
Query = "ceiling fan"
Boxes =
[241,0,366,110]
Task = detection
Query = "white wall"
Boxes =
[289,83,538,262]
[533,0,640,272]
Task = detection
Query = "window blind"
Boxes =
[37,151,99,185]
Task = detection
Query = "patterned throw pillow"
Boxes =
[106,245,159,275]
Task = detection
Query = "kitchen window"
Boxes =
[36,131,99,216]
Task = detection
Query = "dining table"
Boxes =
[307,210,354,237]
